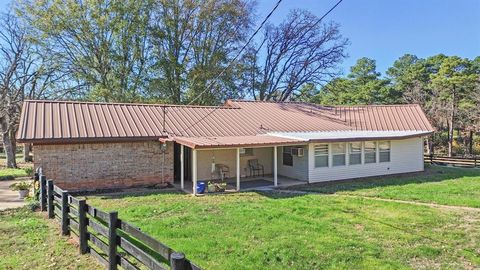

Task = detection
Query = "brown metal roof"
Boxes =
[17,99,434,144]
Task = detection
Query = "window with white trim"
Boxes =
[379,141,391,162]
[314,144,329,168]
[349,142,362,165]
[331,143,346,166]
[364,141,377,164]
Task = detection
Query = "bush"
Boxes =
[25,197,40,211]
[24,167,34,177]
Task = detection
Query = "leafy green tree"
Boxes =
[148,0,254,105]
[19,0,155,102]
[430,56,477,156]
[312,57,397,105]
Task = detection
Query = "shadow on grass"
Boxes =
[283,165,480,194]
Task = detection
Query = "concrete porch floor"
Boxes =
[173,175,306,195]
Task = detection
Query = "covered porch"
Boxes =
[172,135,308,195]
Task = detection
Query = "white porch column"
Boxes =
[180,145,184,190]
[273,146,278,186]
[236,148,240,191]
[192,149,197,195]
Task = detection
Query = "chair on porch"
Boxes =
[214,164,230,181]
[248,159,264,177]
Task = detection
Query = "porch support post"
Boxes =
[273,146,278,186]
[192,148,197,196]
[180,145,184,190]
[236,148,240,191]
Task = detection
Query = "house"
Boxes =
[16,99,434,194]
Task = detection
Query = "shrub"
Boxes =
[24,167,34,177]
[25,197,40,211]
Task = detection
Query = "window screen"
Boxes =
[349,142,362,165]
[283,146,293,166]
[364,141,377,164]
[314,144,329,168]
[379,141,391,162]
[331,143,346,166]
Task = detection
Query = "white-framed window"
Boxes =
[331,143,346,166]
[349,142,362,165]
[379,141,391,162]
[364,141,377,164]
[314,144,329,168]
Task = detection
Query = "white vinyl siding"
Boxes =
[278,145,309,181]
[307,137,424,183]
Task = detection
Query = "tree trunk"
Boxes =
[23,143,32,162]
[425,137,431,155]
[469,130,474,155]
[2,130,17,168]
[448,86,456,157]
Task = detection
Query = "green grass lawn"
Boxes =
[287,165,480,208]
[88,191,480,269]
[0,168,30,180]
[0,207,101,269]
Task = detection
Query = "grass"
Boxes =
[88,190,480,269]
[0,207,101,269]
[0,168,30,180]
[287,165,480,208]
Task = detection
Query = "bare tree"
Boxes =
[253,9,348,101]
[0,13,30,167]
[0,11,65,167]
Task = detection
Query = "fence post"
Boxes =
[430,153,433,164]
[61,191,70,236]
[108,211,119,270]
[47,180,54,219]
[40,175,47,211]
[170,252,186,270]
[78,199,88,254]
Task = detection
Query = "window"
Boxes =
[283,146,293,166]
[240,148,254,156]
[379,141,391,162]
[314,144,329,168]
[332,143,346,166]
[349,142,362,165]
[364,141,377,163]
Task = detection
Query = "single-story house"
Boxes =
[16,99,434,194]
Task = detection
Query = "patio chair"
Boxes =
[215,164,230,180]
[248,159,264,177]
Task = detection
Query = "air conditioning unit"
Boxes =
[291,147,304,157]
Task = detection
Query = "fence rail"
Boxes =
[425,154,479,168]
[38,174,200,270]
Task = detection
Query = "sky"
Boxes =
[257,0,480,75]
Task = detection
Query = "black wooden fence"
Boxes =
[38,173,201,270]
[425,154,479,168]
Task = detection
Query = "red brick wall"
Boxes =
[34,141,174,191]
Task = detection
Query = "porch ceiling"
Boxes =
[173,135,306,149]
